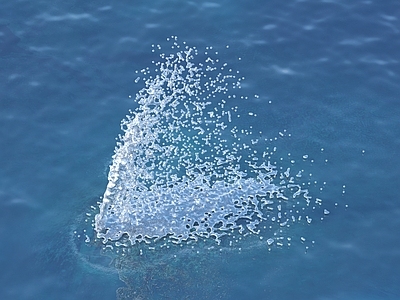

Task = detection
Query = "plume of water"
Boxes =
[94,36,329,249]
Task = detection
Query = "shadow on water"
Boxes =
[71,197,326,300]
[75,237,285,300]
[71,202,230,299]
[115,247,228,299]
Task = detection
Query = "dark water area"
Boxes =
[1,0,399,299]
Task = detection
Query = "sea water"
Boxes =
[1,0,400,299]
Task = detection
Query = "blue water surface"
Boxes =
[1,0,400,299]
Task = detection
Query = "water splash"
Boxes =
[93,36,330,250]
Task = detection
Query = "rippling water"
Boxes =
[1,1,400,299]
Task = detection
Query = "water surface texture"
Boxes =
[1,1,400,299]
